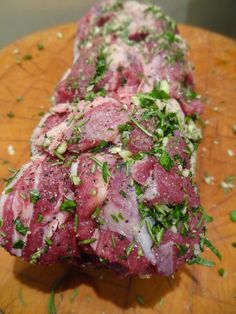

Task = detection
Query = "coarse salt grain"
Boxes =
[227,149,234,157]
[7,145,15,155]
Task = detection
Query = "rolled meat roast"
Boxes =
[0,0,215,277]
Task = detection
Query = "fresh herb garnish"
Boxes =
[70,288,79,303]
[5,187,13,194]
[126,242,135,257]
[201,238,221,260]
[74,214,78,232]
[37,214,43,223]
[12,239,25,249]
[14,218,28,236]
[90,140,108,153]
[45,237,53,246]
[188,256,215,267]
[22,54,32,60]
[29,189,41,204]
[130,117,153,137]
[91,207,101,220]
[60,199,77,213]
[119,190,127,198]
[7,112,15,118]
[159,150,173,171]
[0,219,3,228]
[37,43,44,51]
[78,238,97,245]
[136,295,145,305]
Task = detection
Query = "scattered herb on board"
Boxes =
[22,53,32,60]
[37,43,45,51]
[38,111,45,117]
[48,273,68,314]
[70,288,79,303]
[18,287,26,306]
[218,268,225,277]
[7,112,14,118]
[136,295,145,305]
[230,210,236,222]
[220,175,236,193]
[16,96,24,102]
[201,238,222,260]
[188,256,215,267]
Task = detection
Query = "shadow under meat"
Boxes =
[13,257,182,309]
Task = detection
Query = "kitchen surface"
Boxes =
[0,0,235,48]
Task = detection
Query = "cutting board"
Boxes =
[0,23,235,314]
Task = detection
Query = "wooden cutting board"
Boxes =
[0,23,235,314]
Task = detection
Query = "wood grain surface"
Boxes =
[0,23,235,314]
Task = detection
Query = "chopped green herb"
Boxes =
[48,290,56,314]
[37,43,44,51]
[0,219,3,228]
[14,218,28,236]
[230,210,236,222]
[37,214,43,223]
[78,238,97,245]
[70,175,81,186]
[74,214,78,232]
[134,182,143,197]
[137,247,143,257]
[201,238,221,260]
[38,111,45,117]
[111,214,119,223]
[12,239,25,249]
[111,235,116,248]
[54,150,65,161]
[176,244,188,256]
[218,268,225,277]
[118,123,133,133]
[19,192,26,200]
[118,212,124,220]
[119,190,127,198]
[136,295,145,305]
[90,140,108,153]
[16,96,24,102]
[188,256,215,267]
[70,288,79,303]
[159,150,173,171]
[22,54,32,60]
[91,207,101,220]
[18,287,26,306]
[5,187,13,194]
[29,189,41,204]
[102,161,111,183]
[60,199,76,213]
[45,237,53,246]
[126,242,135,257]
[7,112,14,118]
[130,117,153,137]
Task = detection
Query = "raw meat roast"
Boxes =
[0,0,216,277]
